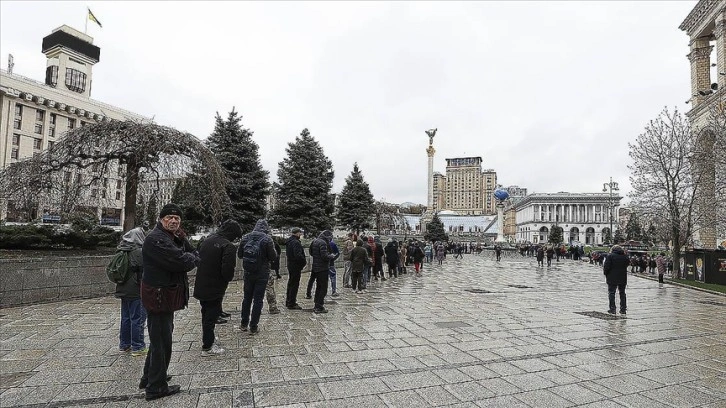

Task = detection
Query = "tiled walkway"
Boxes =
[1,253,725,407]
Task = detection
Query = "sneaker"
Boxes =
[331,292,340,298]
[313,308,328,314]
[139,375,173,389]
[269,308,281,315]
[219,311,231,318]
[620,310,627,316]
[239,324,248,332]
[145,385,181,401]
[250,326,259,335]
[201,344,225,357]
[131,348,148,357]
[120,347,131,353]
[607,310,616,315]
[287,304,303,310]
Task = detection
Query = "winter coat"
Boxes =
[656,255,666,274]
[329,241,340,267]
[310,230,335,274]
[349,245,368,274]
[114,227,145,299]
[384,241,399,266]
[342,238,354,262]
[367,237,378,266]
[142,222,198,288]
[193,220,242,301]
[237,219,277,277]
[536,248,545,261]
[603,246,629,285]
[286,234,307,271]
[412,245,425,263]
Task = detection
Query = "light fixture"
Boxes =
[720,72,726,76]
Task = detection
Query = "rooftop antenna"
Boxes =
[8,54,14,74]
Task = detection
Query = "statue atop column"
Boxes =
[425,128,437,146]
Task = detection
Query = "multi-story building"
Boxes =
[431,157,498,216]
[514,192,622,245]
[679,0,725,248]
[0,25,148,225]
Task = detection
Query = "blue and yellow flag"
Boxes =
[88,8,102,28]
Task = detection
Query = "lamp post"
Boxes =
[602,177,619,245]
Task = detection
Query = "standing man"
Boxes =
[342,232,355,288]
[603,244,629,315]
[285,227,306,310]
[194,220,242,357]
[139,204,199,400]
[310,230,336,314]
[328,239,341,297]
[494,245,502,262]
[266,240,282,314]
[237,219,277,334]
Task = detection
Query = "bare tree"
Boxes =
[374,201,410,240]
[705,98,726,241]
[0,121,228,232]
[628,108,705,277]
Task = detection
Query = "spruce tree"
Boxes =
[625,212,643,242]
[270,128,334,236]
[548,225,563,244]
[205,108,269,233]
[336,163,375,234]
[425,213,448,243]
[613,228,624,244]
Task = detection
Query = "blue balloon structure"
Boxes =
[493,189,510,201]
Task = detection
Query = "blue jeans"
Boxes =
[241,274,268,329]
[329,266,337,294]
[120,298,146,351]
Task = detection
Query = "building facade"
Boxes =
[0,25,148,224]
[514,193,622,245]
[430,157,498,216]
[680,0,725,248]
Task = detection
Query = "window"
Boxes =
[48,141,54,150]
[101,190,106,199]
[75,174,82,183]
[81,121,87,127]
[103,178,108,188]
[68,118,76,129]
[14,104,23,117]
[65,68,87,93]
[48,126,55,137]
[14,118,21,130]
[36,110,45,122]
[50,113,57,125]
[115,191,121,200]
[45,66,59,87]
[12,134,20,145]
[11,148,19,159]
[91,189,98,198]
[116,180,122,189]
[33,139,42,150]
[34,124,43,134]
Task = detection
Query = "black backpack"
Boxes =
[242,233,265,273]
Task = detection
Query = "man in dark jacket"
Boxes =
[285,228,306,310]
[237,219,277,334]
[139,203,199,401]
[384,239,399,278]
[603,245,629,315]
[194,220,242,356]
[310,230,336,313]
[115,227,147,356]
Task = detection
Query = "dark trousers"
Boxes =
[199,298,222,349]
[658,274,664,283]
[306,273,316,297]
[351,271,363,290]
[313,270,328,310]
[286,267,302,306]
[387,263,397,277]
[141,311,174,394]
[608,283,627,313]
[241,274,268,329]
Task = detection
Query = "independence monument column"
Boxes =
[425,128,437,218]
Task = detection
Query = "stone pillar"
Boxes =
[688,38,713,107]
[426,145,435,214]
[716,12,726,89]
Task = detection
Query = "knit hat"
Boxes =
[159,203,183,218]
[291,227,302,234]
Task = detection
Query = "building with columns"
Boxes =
[514,192,622,245]
[680,0,725,248]
[0,25,148,224]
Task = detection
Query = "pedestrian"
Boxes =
[546,245,554,267]
[424,243,433,264]
[603,244,629,315]
[536,246,545,267]
[656,252,666,283]
[342,232,355,288]
[399,242,408,274]
[115,227,147,357]
[139,203,199,400]
[436,243,445,266]
[349,238,368,293]
[194,219,242,356]
[310,230,336,313]
[273,240,283,280]
[329,239,341,297]
[285,228,306,310]
[237,219,277,334]
[265,239,282,315]
[360,235,373,285]
[494,245,502,262]
[412,242,425,276]
[384,238,399,278]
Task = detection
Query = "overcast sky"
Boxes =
[1,1,697,205]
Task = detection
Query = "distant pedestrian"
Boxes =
[494,245,502,262]
[329,240,340,297]
[603,245,629,315]
[114,227,147,357]
[536,246,545,267]
[342,232,355,288]
[436,243,445,266]
[546,246,554,267]
[349,239,368,293]
[384,238,399,278]
[411,242,425,276]
[656,252,666,283]
[285,228,306,310]
[310,230,337,313]
[237,219,277,334]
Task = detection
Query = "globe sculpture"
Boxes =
[493,189,509,244]
[494,189,510,202]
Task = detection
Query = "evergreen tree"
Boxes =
[205,108,269,233]
[270,128,334,236]
[548,225,563,244]
[146,196,158,229]
[336,163,375,234]
[603,228,613,245]
[425,213,448,243]
[613,228,624,244]
[625,212,643,242]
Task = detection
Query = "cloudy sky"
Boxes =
[1,1,697,205]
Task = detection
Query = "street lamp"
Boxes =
[602,177,619,245]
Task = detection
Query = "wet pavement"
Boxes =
[1,253,725,407]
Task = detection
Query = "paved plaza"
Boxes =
[1,253,725,407]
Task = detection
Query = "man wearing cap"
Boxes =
[285,228,306,309]
[139,203,199,400]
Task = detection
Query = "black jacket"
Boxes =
[604,247,629,285]
[237,219,277,277]
[310,230,335,274]
[412,245,425,262]
[286,235,307,271]
[384,242,399,265]
[142,222,198,288]
[114,227,145,299]
[193,220,242,301]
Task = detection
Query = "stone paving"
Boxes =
[1,252,726,407]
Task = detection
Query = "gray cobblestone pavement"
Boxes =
[1,254,725,407]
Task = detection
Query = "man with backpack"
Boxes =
[111,226,147,357]
[237,219,277,334]
[194,220,242,356]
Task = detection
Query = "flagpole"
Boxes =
[85,10,88,34]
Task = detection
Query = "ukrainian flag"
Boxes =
[88,8,102,28]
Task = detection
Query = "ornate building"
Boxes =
[0,25,148,224]
[514,193,622,245]
[680,0,725,248]
[430,157,498,216]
